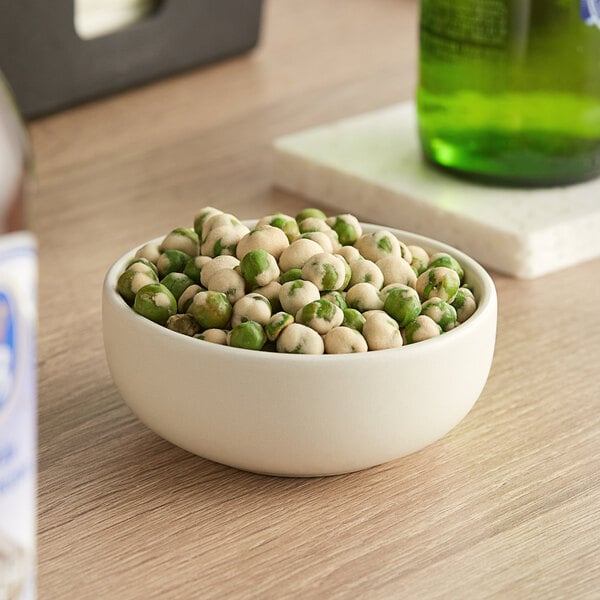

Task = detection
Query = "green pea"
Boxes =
[157,249,192,277]
[117,266,159,305]
[229,321,266,351]
[342,308,366,332]
[189,290,232,329]
[295,207,327,223]
[265,311,294,342]
[383,286,421,327]
[160,272,195,300]
[133,283,177,325]
[280,268,303,284]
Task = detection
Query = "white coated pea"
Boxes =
[236,225,290,261]
[362,310,403,350]
[301,252,347,291]
[161,227,199,257]
[200,255,240,288]
[201,213,241,241]
[276,323,324,354]
[404,315,442,344]
[201,223,250,257]
[323,326,368,354]
[298,217,332,234]
[207,268,246,304]
[279,279,321,315]
[232,293,272,327]
[197,328,228,345]
[279,238,324,271]
[376,255,417,288]
[345,283,384,312]
[407,245,430,274]
[253,280,282,310]
[355,230,401,263]
[300,231,334,253]
[336,245,362,263]
[134,242,161,264]
[178,284,203,313]
[348,259,384,289]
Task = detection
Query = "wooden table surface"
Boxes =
[28,1,599,598]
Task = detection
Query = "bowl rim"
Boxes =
[103,221,497,364]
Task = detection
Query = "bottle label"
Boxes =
[582,0,600,28]
[0,232,37,600]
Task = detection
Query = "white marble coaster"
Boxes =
[273,102,600,278]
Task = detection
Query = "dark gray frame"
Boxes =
[0,0,263,119]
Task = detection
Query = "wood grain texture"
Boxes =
[27,0,599,598]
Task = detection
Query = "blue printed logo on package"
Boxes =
[0,290,16,417]
[582,0,600,27]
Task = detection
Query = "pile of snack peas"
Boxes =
[117,208,477,354]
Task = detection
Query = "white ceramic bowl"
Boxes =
[103,223,497,476]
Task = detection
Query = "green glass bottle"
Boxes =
[417,0,600,186]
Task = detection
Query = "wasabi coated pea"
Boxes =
[134,242,161,265]
[279,279,321,315]
[362,310,403,350]
[117,264,159,305]
[408,245,430,275]
[296,299,344,335]
[295,207,327,223]
[265,311,294,341]
[279,238,323,271]
[126,257,158,275]
[345,283,384,312]
[253,280,282,313]
[201,223,250,257]
[355,230,401,263]
[428,252,464,283]
[416,267,460,303]
[201,212,241,241]
[348,258,384,289]
[256,213,300,243]
[232,292,272,327]
[324,326,368,354]
[228,321,266,351]
[327,214,363,246]
[240,248,280,289]
[160,272,195,300]
[177,284,203,313]
[452,287,477,323]
[188,290,232,329]
[336,245,362,264]
[183,255,212,283]
[160,227,199,257]
[195,328,228,345]
[376,255,417,288]
[166,313,201,336]
[280,268,303,284]
[320,290,347,310]
[300,231,334,253]
[421,297,457,331]
[301,252,347,291]
[200,255,240,288]
[342,308,366,332]
[383,285,421,327]
[193,206,222,237]
[298,217,331,234]
[236,225,289,261]
[133,283,177,325]
[404,315,442,344]
[207,268,246,304]
[276,323,324,354]
[157,249,192,278]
